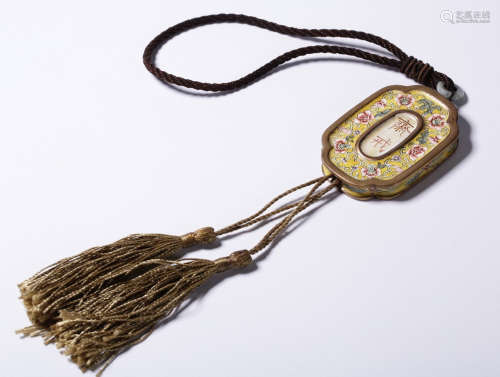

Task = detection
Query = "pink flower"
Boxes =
[428,114,446,129]
[430,135,440,144]
[374,99,387,108]
[334,139,348,153]
[355,110,374,124]
[337,126,352,135]
[361,165,381,177]
[396,94,414,107]
[407,145,427,160]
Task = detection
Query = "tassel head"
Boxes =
[17,227,216,328]
[16,226,253,375]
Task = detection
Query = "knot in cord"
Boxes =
[400,55,457,94]
[180,227,217,247]
[400,56,434,86]
[215,250,253,273]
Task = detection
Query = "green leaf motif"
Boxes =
[417,129,429,145]
[417,98,441,116]
[374,109,391,118]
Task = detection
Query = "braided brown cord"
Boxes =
[214,175,339,257]
[215,176,329,236]
[143,13,457,93]
[249,176,339,255]
[233,184,336,232]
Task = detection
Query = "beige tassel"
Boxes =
[17,176,338,375]
[19,250,252,375]
[17,227,216,328]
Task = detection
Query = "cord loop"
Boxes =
[143,14,457,96]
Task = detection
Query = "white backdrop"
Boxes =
[2,1,499,376]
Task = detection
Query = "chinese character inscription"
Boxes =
[359,111,422,159]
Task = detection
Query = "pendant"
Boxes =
[322,85,458,200]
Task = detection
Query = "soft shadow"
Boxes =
[106,188,342,373]
[296,36,395,58]
[396,113,472,201]
[153,33,398,97]
[453,86,468,107]
[153,188,341,326]
[156,56,399,97]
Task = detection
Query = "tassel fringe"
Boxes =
[17,227,216,328]
[17,175,338,375]
[17,250,251,374]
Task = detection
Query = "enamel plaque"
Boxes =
[321,85,459,200]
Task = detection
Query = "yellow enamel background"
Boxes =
[327,89,451,181]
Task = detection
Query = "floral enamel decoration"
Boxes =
[396,93,415,106]
[430,135,441,144]
[322,85,459,199]
[334,139,348,153]
[17,14,464,376]
[407,145,427,160]
[428,114,447,129]
[361,165,381,177]
[337,127,352,135]
[355,110,374,124]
